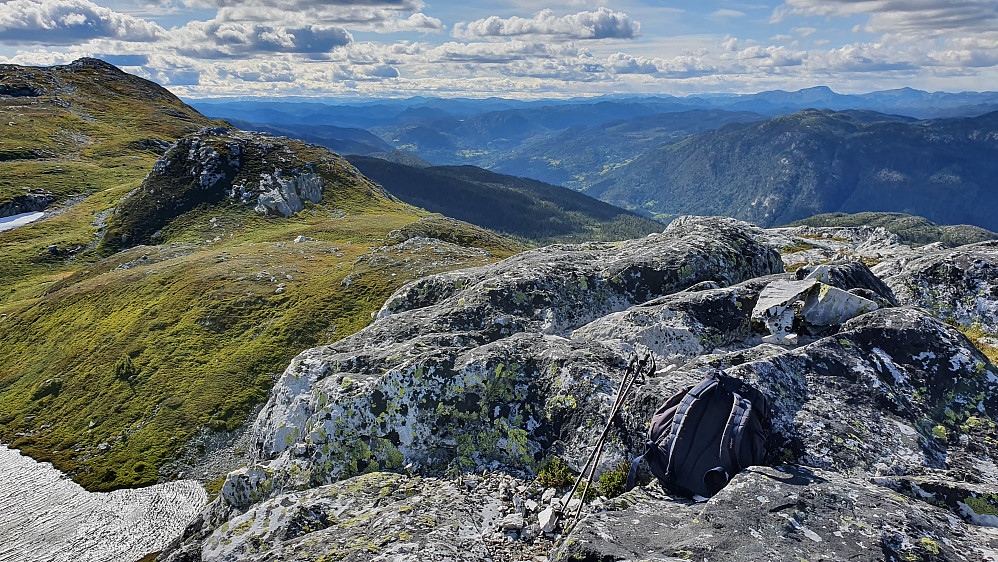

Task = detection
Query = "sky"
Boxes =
[1,0,997,98]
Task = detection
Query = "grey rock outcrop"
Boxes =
[553,465,998,562]
[108,127,386,249]
[240,217,783,490]
[0,190,54,218]
[162,216,998,562]
[875,241,998,333]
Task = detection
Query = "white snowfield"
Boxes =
[0,444,207,562]
[0,211,44,232]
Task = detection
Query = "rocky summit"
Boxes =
[153,216,998,562]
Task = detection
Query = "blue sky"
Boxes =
[1,0,997,98]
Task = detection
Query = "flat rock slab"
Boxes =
[554,465,998,562]
[0,444,207,562]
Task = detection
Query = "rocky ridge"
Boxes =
[105,127,387,250]
[155,216,998,561]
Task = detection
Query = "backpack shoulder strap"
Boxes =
[626,382,694,492]
[661,375,720,481]
[718,391,753,475]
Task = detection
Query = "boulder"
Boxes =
[798,259,898,306]
[875,241,998,333]
[750,278,879,342]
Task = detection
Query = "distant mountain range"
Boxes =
[480,109,766,190]
[227,119,391,155]
[190,86,998,131]
[194,87,998,233]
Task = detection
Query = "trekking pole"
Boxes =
[564,352,653,527]
[564,354,638,502]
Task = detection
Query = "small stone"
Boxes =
[541,488,556,503]
[525,499,539,513]
[538,507,557,533]
[500,513,525,531]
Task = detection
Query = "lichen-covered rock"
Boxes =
[571,276,776,368]
[248,334,632,489]
[239,217,781,486]
[798,259,898,306]
[691,308,996,480]
[766,224,914,271]
[165,218,998,561]
[553,465,998,562]
[875,241,998,333]
[167,470,559,562]
[377,215,782,332]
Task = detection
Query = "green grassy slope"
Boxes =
[0,60,522,491]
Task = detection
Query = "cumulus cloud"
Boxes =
[604,52,659,74]
[815,43,918,73]
[183,0,439,32]
[171,21,352,57]
[426,40,575,64]
[0,0,163,44]
[452,8,640,41]
[736,45,805,67]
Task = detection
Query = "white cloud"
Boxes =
[452,8,640,41]
[735,44,805,67]
[814,42,919,73]
[711,9,746,19]
[195,1,437,32]
[0,0,163,44]
[603,52,658,74]
[170,21,352,57]
[776,0,998,37]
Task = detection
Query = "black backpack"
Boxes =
[626,372,769,499]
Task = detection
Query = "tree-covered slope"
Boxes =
[347,156,664,244]
[590,109,998,230]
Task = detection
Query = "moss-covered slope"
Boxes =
[790,211,998,247]
[0,60,523,491]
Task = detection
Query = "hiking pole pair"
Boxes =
[562,351,655,528]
